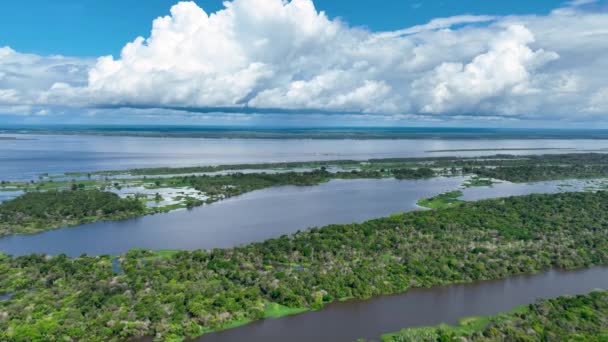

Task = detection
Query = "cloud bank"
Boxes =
[1,0,607,124]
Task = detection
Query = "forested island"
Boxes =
[0,190,145,236]
[383,291,608,341]
[68,152,608,180]
[2,191,608,341]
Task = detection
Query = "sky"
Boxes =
[0,0,607,127]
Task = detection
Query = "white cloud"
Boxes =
[0,46,92,114]
[410,25,559,114]
[1,0,607,124]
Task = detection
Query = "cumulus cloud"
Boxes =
[1,0,608,123]
[410,25,559,114]
[0,46,92,114]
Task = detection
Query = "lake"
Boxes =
[195,266,608,342]
[2,133,608,181]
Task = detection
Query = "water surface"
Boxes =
[0,177,598,256]
[2,134,608,181]
[1,177,599,256]
[196,267,608,342]
[0,190,23,203]
[0,178,463,256]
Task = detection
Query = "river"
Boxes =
[0,177,595,256]
[196,267,608,342]
[0,178,463,256]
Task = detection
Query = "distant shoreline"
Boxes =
[0,136,33,141]
[426,148,576,152]
[2,126,608,140]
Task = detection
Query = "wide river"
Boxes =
[0,178,462,256]
[2,133,608,181]
[196,266,608,342]
[0,177,590,256]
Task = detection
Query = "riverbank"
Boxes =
[382,290,608,341]
[194,267,608,342]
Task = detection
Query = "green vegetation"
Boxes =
[426,148,573,153]
[457,153,608,182]
[263,302,309,318]
[173,168,434,201]
[75,160,362,177]
[382,306,528,342]
[470,164,608,183]
[391,168,435,179]
[463,177,496,187]
[58,152,608,182]
[2,191,608,340]
[383,291,608,341]
[0,190,145,236]
[417,191,463,209]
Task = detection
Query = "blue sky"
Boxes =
[0,0,607,127]
[1,0,564,57]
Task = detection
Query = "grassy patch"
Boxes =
[263,302,309,318]
[153,250,181,258]
[140,250,182,261]
[417,191,463,209]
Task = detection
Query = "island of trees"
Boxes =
[0,190,144,237]
[2,191,608,340]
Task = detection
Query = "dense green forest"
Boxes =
[384,290,608,341]
[468,164,608,182]
[0,190,145,237]
[2,191,608,341]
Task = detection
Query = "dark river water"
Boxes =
[196,267,608,342]
[2,134,608,181]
